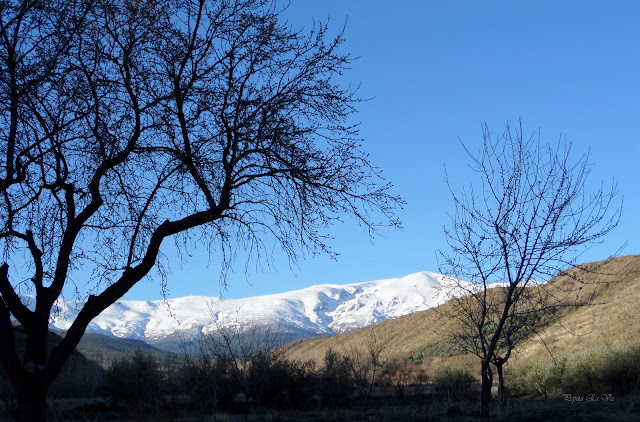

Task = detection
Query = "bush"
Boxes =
[246,351,287,409]
[178,345,317,415]
[509,344,640,397]
[598,345,640,394]
[101,349,164,412]
[382,357,428,399]
[178,354,239,415]
[247,353,316,410]
[561,348,606,394]
[508,356,566,398]
[433,365,475,401]
[417,337,466,359]
[317,348,355,407]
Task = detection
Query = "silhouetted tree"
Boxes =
[439,121,620,417]
[318,348,354,408]
[197,316,291,418]
[0,0,401,420]
[178,351,237,419]
[102,350,163,414]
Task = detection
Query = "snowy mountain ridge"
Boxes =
[47,271,469,346]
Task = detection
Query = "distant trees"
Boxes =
[439,121,621,417]
[177,351,236,419]
[0,325,475,420]
[102,350,164,413]
[0,0,401,420]
[194,319,294,417]
[175,323,431,417]
[178,324,359,417]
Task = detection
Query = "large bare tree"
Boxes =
[0,1,401,420]
[439,121,620,417]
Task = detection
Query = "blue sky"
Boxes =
[124,1,639,301]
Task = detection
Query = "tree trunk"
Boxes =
[480,361,493,418]
[495,362,510,409]
[496,362,503,396]
[15,314,51,422]
[16,376,48,422]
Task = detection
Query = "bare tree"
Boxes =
[439,121,620,417]
[382,356,427,400]
[199,314,288,419]
[177,339,231,420]
[0,1,401,420]
[345,326,387,413]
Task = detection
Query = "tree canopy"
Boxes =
[0,1,401,420]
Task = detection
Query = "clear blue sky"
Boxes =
[124,1,639,301]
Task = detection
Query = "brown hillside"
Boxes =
[281,255,640,374]
[516,254,640,359]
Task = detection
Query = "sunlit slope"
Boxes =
[518,254,640,359]
[281,255,640,370]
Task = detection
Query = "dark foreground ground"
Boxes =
[3,392,638,422]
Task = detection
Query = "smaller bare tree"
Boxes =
[198,310,288,419]
[382,356,427,400]
[439,120,621,417]
[178,339,231,421]
[345,327,388,412]
[317,348,354,408]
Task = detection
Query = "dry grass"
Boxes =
[517,254,640,361]
[281,255,640,375]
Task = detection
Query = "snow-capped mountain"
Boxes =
[48,271,463,347]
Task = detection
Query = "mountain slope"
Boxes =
[48,271,465,347]
[76,333,175,366]
[280,255,640,373]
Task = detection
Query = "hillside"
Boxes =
[280,255,640,374]
[76,332,175,366]
[517,254,640,358]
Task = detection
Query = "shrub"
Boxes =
[598,345,640,394]
[508,356,566,398]
[382,357,428,399]
[317,348,355,407]
[433,365,475,401]
[509,344,640,397]
[280,359,318,409]
[246,351,288,409]
[417,337,466,359]
[247,354,316,410]
[101,349,164,412]
[561,347,606,394]
[178,354,239,415]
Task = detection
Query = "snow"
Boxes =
[47,271,470,345]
